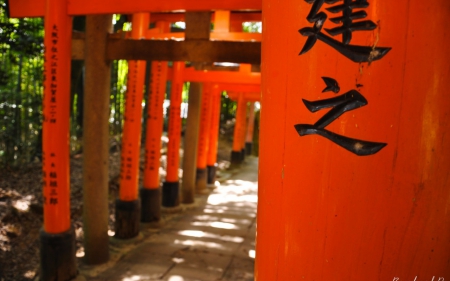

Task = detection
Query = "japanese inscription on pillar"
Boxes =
[295,0,390,156]
[42,24,59,205]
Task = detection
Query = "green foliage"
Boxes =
[243,22,262,33]
[0,1,44,166]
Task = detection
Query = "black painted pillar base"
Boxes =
[196,168,207,192]
[140,188,161,223]
[231,150,242,166]
[115,199,141,239]
[39,227,77,281]
[207,165,217,185]
[241,148,246,161]
[162,181,180,207]
[245,142,253,156]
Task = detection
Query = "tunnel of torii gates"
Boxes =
[9,0,450,280]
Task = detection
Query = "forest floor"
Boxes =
[0,132,234,281]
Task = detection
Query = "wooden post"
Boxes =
[245,102,255,155]
[82,14,112,265]
[180,11,211,203]
[256,0,450,280]
[181,83,203,204]
[40,0,77,279]
[141,60,168,222]
[206,85,221,186]
[195,83,213,193]
[162,61,184,208]
[115,13,149,239]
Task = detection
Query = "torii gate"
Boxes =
[115,10,262,235]
[8,1,262,280]
[227,91,260,158]
[162,64,261,204]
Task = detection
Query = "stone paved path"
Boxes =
[85,157,258,281]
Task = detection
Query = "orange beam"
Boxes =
[167,67,260,84]
[9,0,262,18]
[150,12,262,23]
[217,83,260,93]
[145,31,261,42]
[119,13,149,201]
[227,91,260,102]
[42,0,72,234]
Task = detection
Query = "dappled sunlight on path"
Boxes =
[86,156,258,281]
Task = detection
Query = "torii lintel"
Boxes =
[8,0,262,18]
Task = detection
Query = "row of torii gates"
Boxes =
[9,0,450,280]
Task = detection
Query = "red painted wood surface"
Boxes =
[145,31,261,42]
[227,91,260,102]
[218,84,260,94]
[168,67,260,84]
[196,83,213,170]
[42,0,72,234]
[246,103,255,143]
[119,13,149,201]
[150,12,261,23]
[232,94,246,152]
[143,22,170,190]
[9,0,261,18]
[256,0,450,280]
[165,62,184,182]
[207,85,222,167]
[143,61,168,189]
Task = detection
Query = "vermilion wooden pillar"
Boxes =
[245,102,255,155]
[162,61,184,208]
[196,83,213,193]
[239,100,248,160]
[40,0,77,279]
[256,0,450,280]
[115,13,149,239]
[141,60,168,222]
[230,93,245,167]
[141,21,170,223]
[206,85,221,186]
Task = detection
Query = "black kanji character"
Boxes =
[299,0,391,63]
[294,77,386,156]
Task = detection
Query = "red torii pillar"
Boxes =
[39,0,77,280]
[256,0,450,280]
[167,65,261,169]
[162,61,184,209]
[230,93,247,166]
[141,22,169,223]
[115,13,149,239]
[206,85,222,186]
[227,92,261,157]
[245,102,256,155]
[195,83,213,193]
